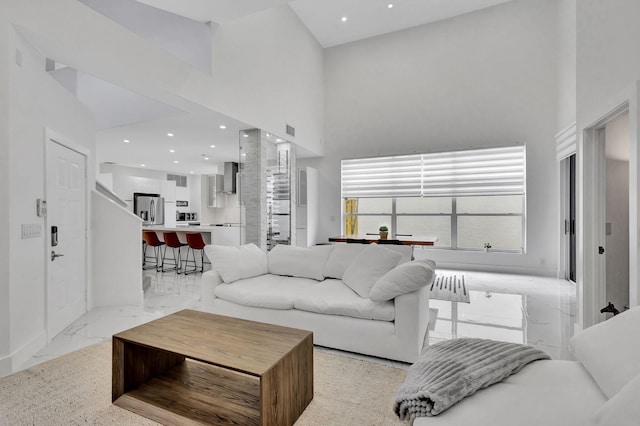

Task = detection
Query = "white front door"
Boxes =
[46,138,87,339]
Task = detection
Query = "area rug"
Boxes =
[0,342,407,425]
[430,274,470,303]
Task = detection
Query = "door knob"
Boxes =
[51,250,64,261]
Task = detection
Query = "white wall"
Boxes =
[577,0,640,127]
[90,191,143,308]
[557,0,576,130]
[79,0,212,74]
[2,23,95,374]
[306,0,559,275]
[211,5,325,156]
[0,11,10,375]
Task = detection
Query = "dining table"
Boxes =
[328,234,438,246]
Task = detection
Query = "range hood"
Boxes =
[224,162,238,194]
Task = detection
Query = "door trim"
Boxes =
[44,128,89,341]
[581,101,631,329]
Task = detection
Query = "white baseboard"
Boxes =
[0,353,11,378]
[0,331,48,377]
[11,331,48,372]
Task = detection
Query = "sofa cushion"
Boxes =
[214,274,319,309]
[342,244,403,298]
[293,279,395,321]
[369,259,436,302]
[204,243,268,284]
[323,244,367,279]
[587,372,640,426]
[375,244,413,264]
[411,360,606,426]
[569,306,640,398]
[268,244,334,281]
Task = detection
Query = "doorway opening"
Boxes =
[560,154,577,282]
[603,111,630,314]
[582,102,631,326]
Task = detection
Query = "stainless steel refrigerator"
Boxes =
[134,193,164,225]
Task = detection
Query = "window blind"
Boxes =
[421,146,525,197]
[341,154,423,198]
[341,145,525,198]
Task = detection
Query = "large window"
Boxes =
[341,146,526,252]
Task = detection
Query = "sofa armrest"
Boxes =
[200,270,223,306]
[394,285,430,354]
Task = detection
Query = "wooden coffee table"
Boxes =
[112,310,313,425]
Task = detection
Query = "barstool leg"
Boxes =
[161,245,181,273]
[184,246,201,275]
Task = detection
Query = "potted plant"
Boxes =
[379,225,389,240]
[483,242,492,252]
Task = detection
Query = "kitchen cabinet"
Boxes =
[212,226,243,246]
[132,176,162,194]
[207,174,224,208]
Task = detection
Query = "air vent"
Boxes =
[167,174,187,187]
[286,124,295,137]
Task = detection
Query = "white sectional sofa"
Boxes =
[412,305,640,426]
[200,243,434,363]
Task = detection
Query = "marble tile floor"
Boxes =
[19,268,576,373]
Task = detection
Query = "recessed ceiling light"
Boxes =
[204,157,209,160]
[173,160,179,164]
[219,125,226,129]
[169,149,175,153]
[276,138,283,142]
[140,163,145,167]
[242,153,247,157]
[190,171,194,174]
[123,139,130,143]
[243,134,249,138]
[167,133,174,137]
[341,16,348,22]
[210,144,216,148]
[388,4,393,9]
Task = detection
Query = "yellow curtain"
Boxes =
[344,199,358,235]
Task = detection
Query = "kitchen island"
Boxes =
[142,224,243,246]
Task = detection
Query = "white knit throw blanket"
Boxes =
[394,338,550,420]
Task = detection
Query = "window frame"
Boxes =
[343,196,526,253]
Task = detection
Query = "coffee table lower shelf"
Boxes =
[112,310,314,426]
[114,359,261,425]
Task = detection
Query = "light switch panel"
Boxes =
[21,224,42,239]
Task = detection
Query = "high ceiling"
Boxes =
[140,0,513,48]
[84,0,513,176]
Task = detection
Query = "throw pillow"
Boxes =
[203,243,268,284]
[342,244,403,298]
[587,373,640,426]
[369,259,436,302]
[268,244,334,281]
[323,244,368,279]
[569,305,640,398]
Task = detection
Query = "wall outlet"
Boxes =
[21,224,42,239]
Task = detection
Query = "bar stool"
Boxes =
[162,232,187,273]
[184,233,210,275]
[142,231,164,271]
